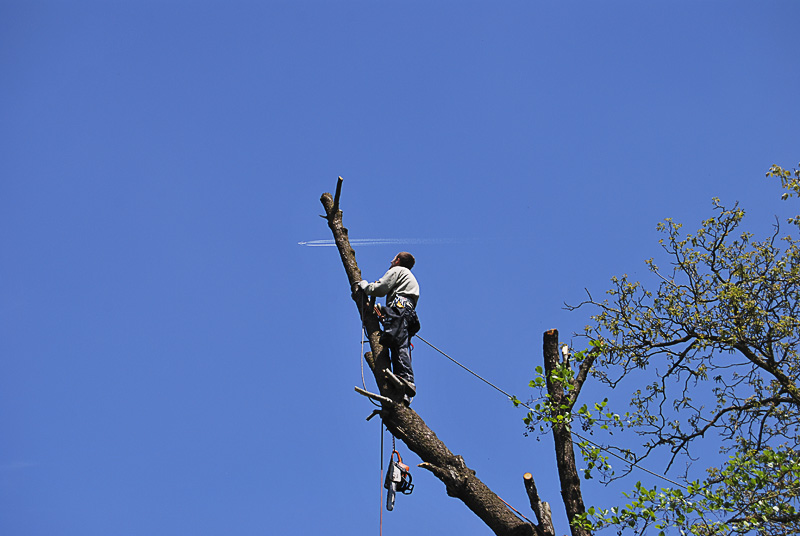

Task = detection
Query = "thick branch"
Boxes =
[321,181,535,536]
[733,341,800,407]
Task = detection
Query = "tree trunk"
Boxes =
[543,329,591,536]
[320,180,537,536]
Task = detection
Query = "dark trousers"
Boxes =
[381,304,418,385]
[389,315,414,384]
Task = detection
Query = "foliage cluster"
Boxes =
[527,164,800,535]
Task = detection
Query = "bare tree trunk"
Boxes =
[320,180,537,536]
[543,329,591,536]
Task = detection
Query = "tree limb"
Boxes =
[568,348,598,406]
[523,472,555,536]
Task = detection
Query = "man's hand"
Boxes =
[358,280,369,290]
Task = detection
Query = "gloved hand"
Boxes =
[358,280,369,290]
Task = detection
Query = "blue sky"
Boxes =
[2,1,799,535]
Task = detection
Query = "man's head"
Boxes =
[391,251,415,269]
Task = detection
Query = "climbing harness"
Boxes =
[358,289,418,405]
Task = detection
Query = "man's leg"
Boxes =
[390,317,415,396]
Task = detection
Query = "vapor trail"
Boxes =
[297,238,454,247]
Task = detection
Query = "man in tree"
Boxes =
[358,251,420,404]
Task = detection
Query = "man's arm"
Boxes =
[359,267,399,297]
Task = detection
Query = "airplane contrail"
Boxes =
[297,238,454,247]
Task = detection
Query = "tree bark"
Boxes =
[523,472,555,536]
[321,182,536,536]
[543,329,591,536]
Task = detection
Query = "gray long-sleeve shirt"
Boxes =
[364,266,419,307]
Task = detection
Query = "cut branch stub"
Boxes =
[320,190,362,287]
[523,472,555,536]
[332,176,343,214]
